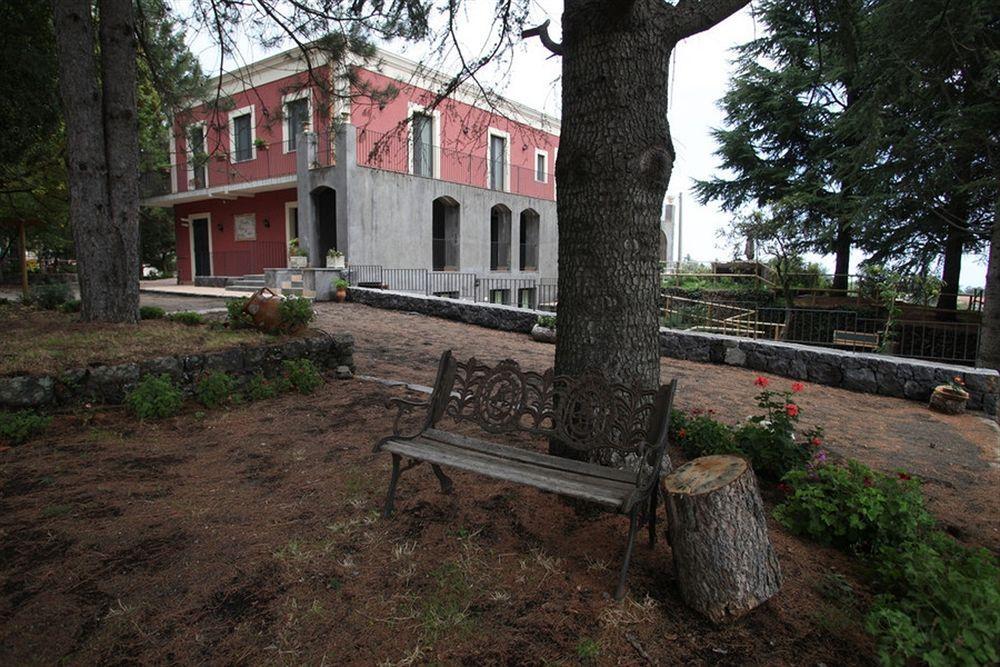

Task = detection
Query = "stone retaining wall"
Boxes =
[347,287,999,414]
[0,333,354,409]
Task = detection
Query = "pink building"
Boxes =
[142,47,561,306]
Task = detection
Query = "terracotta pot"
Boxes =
[334,287,347,303]
[243,287,283,333]
[928,385,969,415]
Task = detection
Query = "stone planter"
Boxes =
[289,255,308,269]
[530,324,556,344]
[929,385,969,415]
[326,254,346,269]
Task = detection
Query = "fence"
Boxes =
[661,294,982,365]
[345,265,558,310]
[206,241,288,277]
[354,128,556,201]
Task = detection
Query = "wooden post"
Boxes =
[19,220,28,300]
[662,455,782,623]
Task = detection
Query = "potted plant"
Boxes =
[929,376,969,415]
[531,314,556,344]
[326,248,346,269]
[254,137,268,151]
[334,278,349,303]
[288,238,308,268]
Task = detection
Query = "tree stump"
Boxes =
[662,455,782,623]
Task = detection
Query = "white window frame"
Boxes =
[186,212,214,277]
[486,128,511,193]
[281,91,311,154]
[534,148,548,183]
[228,104,256,163]
[185,121,207,190]
[285,200,299,259]
[407,102,440,179]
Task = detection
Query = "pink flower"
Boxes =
[785,403,799,418]
[678,428,687,439]
[754,376,769,388]
[897,472,912,481]
[792,382,805,393]
[863,477,874,488]
[776,482,793,494]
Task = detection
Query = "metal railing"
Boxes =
[355,127,556,201]
[179,241,287,277]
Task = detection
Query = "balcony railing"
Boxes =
[140,137,303,199]
[355,128,556,201]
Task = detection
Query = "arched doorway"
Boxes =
[432,196,460,271]
[490,204,511,271]
[311,186,337,259]
[519,209,539,271]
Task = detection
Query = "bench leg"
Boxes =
[647,483,658,548]
[615,508,641,601]
[383,453,402,518]
[431,464,454,495]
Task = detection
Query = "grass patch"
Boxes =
[0,302,271,376]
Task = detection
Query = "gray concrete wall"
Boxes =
[299,126,558,283]
[347,287,1000,414]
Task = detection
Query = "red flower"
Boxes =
[810,436,822,446]
[863,477,874,488]
[691,408,703,416]
[754,376,769,388]
[897,472,912,481]
[792,382,805,393]
[776,482,793,494]
[785,403,799,417]
[678,428,687,439]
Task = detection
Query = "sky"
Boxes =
[178,0,988,288]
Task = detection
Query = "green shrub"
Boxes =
[282,358,322,394]
[0,410,52,445]
[278,296,314,332]
[867,532,1000,666]
[195,371,237,408]
[58,299,82,313]
[247,372,282,400]
[225,297,253,329]
[537,314,556,329]
[334,278,350,290]
[168,311,204,326]
[669,409,737,458]
[139,305,165,320]
[125,374,183,420]
[775,460,933,552]
[27,283,72,310]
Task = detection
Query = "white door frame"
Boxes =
[187,212,214,278]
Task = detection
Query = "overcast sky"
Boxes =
[179,0,987,288]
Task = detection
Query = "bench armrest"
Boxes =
[382,397,433,442]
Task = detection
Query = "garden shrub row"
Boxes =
[124,359,325,420]
[669,377,999,665]
[0,410,52,446]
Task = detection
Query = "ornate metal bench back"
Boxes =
[431,353,666,466]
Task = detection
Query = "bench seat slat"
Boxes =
[422,428,639,484]
[382,436,637,509]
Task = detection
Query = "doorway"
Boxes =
[312,187,337,259]
[191,216,211,277]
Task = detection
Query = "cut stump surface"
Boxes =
[662,455,782,623]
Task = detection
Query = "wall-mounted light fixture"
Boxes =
[263,218,270,228]
[217,223,224,232]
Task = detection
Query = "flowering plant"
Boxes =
[944,375,968,394]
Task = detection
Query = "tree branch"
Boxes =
[521,19,562,56]
[672,0,751,41]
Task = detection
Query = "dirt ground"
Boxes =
[1,300,997,665]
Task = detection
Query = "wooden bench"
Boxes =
[832,329,880,350]
[374,350,678,599]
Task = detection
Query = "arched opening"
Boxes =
[432,196,460,271]
[490,204,511,271]
[311,186,337,259]
[519,209,539,271]
[659,229,669,262]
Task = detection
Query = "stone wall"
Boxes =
[347,287,999,414]
[659,329,998,414]
[348,287,543,333]
[0,333,354,409]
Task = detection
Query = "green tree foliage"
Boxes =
[693,0,864,290]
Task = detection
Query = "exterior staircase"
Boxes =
[227,273,305,296]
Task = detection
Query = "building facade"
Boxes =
[142,47,562,304]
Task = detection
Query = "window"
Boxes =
[285,97,309,151]
[490,204,511,271]
[535,150,548,183]
[230,107,254,162]
[519,209,540,271]
[412,112,434,178]
[432,197,460,271]
[187,125,207,189]
[518,288,536,309]
[488,131,508,191]
[489,289,510,305]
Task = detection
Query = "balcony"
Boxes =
[355,128,556,201]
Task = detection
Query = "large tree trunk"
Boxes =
[832,218,851,292]
[51,0,139,323]
[936,216,968,312]
[977,200,1000,370]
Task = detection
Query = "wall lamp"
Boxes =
[263,218,270,228]
[217,223,224,232]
